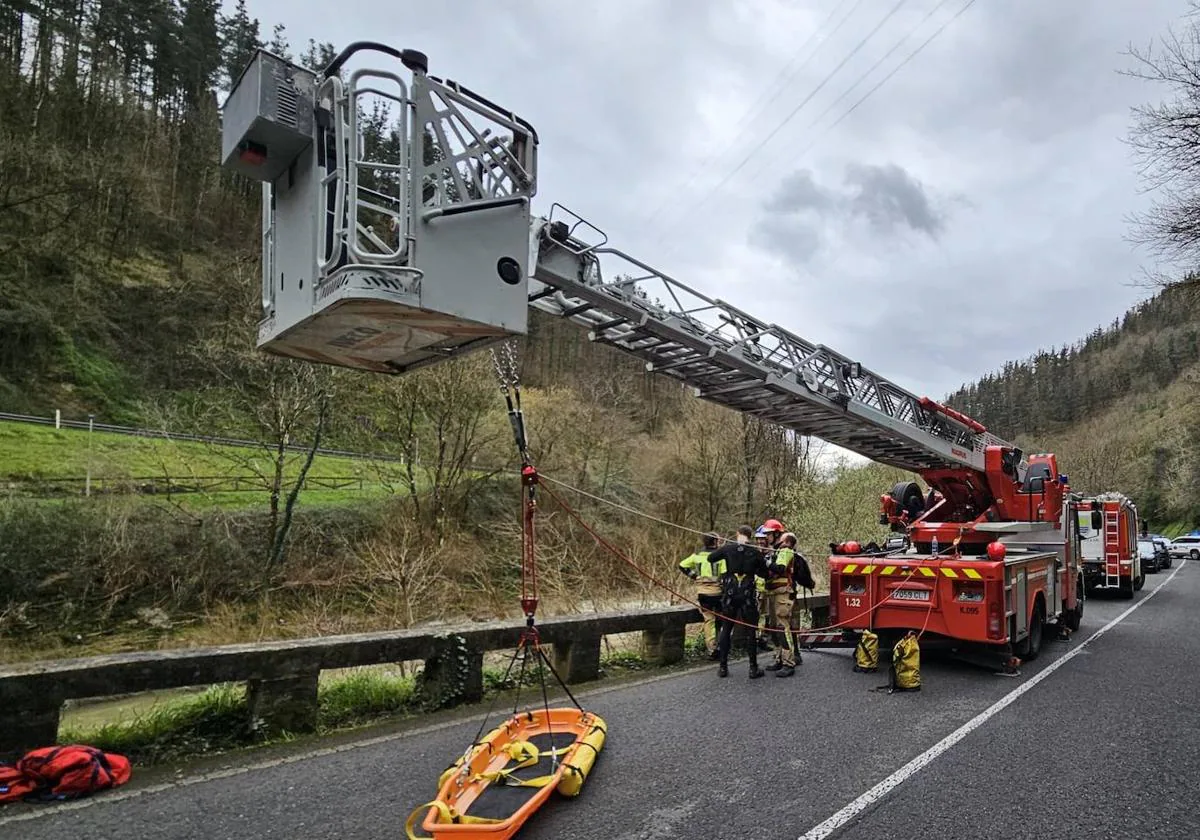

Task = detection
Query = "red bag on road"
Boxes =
[0,764,37,803]
[16,745,132,801]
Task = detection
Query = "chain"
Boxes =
[491,340,530,467]
[489,340,519,392]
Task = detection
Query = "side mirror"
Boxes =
[1027,476,1045,494]
[1091,510,1103,531]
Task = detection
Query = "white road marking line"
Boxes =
[797,559,1187,840]
[0,663,711,825]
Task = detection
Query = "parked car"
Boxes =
[1151,537,1173,569]
[1168,534,1200,562]
[1137,539,1162,574]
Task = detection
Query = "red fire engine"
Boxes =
[825,438,1089,668]
[1075,493,1143,598]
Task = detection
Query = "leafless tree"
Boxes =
[366,353,505,538]
[191,331,337,577]
[1122,3,1200,288]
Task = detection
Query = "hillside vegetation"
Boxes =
[946,283,1200,528]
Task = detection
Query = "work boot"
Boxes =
[775,666,795,678]
[718,664,729,678]
[764,662,782,671]
[749,666,765,679]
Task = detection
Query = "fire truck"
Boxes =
[1074,493,1143,598]
[828,456,1090,668]
[220,42,1101,674]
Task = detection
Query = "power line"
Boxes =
[793,0,954,157]
[793,0,978,160]
[733,0,959,193]
[638,0,859,229]
[649,0,913,248]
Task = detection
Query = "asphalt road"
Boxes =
[4,561,1196,840]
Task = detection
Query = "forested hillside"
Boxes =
[946,283,1200,526]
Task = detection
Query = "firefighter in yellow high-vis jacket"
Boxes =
[679,533,726,659]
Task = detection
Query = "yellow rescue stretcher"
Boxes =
[405,706,607,840]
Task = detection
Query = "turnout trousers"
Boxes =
[695,581,723,654]
[768,589,797,668]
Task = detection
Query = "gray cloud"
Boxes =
[758,161,944,263]
[842,162,944,237]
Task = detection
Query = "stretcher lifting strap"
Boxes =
[405,799,505,839]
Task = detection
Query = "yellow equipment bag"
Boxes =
[890,632,921,692]
[853,630,879,673]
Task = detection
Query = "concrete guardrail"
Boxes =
[0,598,831,755]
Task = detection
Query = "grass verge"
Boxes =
[0,420,433,511]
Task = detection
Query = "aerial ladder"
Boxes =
[221,43,1087,676]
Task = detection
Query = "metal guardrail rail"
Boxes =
[7,474,382,497]
[0,411,405,464]
[0,599,831,754]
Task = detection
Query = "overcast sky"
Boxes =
[238,0,1188,460]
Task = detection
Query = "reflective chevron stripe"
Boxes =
[794,631,845,645]
[836,563,990,579]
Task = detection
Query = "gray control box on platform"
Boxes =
[221,50,317,183]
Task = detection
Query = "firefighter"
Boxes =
[753,525,770,650]
[678,532,725,659]
[765,531,801,677]
[706,532,771,679]
[756,520,785,650]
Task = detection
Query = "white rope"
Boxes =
[538,473,834,559]
[539,474,712,537]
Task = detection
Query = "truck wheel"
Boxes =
[889,481,925,518]
[1016,600,1045,661]
[1191,549,1199,562]
[1120,576,1135,599]
[1134,569,1145,592]
[1064,580,1084,632]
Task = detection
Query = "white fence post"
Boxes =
[54,409,61,429]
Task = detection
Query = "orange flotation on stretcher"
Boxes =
[405,706,607,840]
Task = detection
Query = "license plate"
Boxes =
[892,588,930,602]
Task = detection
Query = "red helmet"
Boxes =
[986,541,1006,562]
[843,540,862,555]
[762,519,784,533]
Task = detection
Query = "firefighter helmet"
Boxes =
[762,518,784,533]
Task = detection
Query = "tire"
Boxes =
[1134,569,1146,592]
[1191,549,1199,562]
[1120,575,1135,599]
[1064,579,1084,632]
[889,481,925,519]
[1016,600,1045,661]
[1026,602,1045,661]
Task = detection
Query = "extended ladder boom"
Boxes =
[217,43,1012,476]
[526,207,1010,474]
